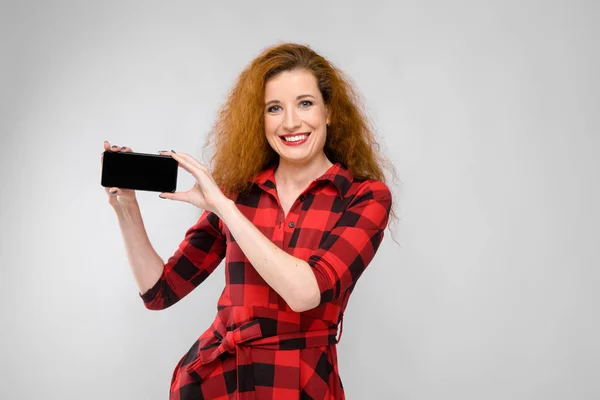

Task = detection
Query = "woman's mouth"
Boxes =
[280,132,311,146]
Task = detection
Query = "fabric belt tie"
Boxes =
[185,319,338,399]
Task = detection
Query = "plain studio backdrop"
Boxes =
[1,0,598,399]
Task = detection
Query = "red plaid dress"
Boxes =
[140,162,392,399]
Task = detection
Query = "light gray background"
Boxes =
[1,0,598,399]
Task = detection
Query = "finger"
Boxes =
[158,191,187,202]
[167,151,209,178]
[102,142,110,166]
[104,140,118,151]
[107,187,120,195]
[161,151,200,177]
[172,152,208,171]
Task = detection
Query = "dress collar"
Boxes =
[250,162,354,199]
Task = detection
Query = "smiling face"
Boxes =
[264,68,330,166]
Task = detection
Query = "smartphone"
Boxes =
[101,150,178,193]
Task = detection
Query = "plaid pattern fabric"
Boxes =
[140,162,392,399]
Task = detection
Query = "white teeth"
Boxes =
[283,134,308,142]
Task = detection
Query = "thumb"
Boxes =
[158,192,185,202]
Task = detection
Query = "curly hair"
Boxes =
[201,42,401,244]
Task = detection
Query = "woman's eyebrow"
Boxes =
[265,94,316,106]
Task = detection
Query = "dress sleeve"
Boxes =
[307,181,392,305]
[139,209,227,310]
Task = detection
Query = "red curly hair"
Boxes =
[202,42,400,242]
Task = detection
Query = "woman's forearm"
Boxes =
[215,199,320,312]
[114,201,164,295]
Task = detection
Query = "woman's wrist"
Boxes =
[214,198,236,221]
[114,199,141,222]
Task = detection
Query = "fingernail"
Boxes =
[110,190,117,194]
[171,149,176,153]
[158,194,165,199]
[158,150,167,154]
[112,145,118,148]
[104,141,108,144]
[121,146,126,150]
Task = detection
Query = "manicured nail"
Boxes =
[171,149,176,153]
[112,145,118,148]
[121,146,126,150]
[110,190,117,194]
[104,141,108,144]
[158,194,165,199]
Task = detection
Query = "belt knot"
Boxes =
[222,330,237,353]
[185,317,338,395]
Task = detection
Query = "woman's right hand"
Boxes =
[101,141,138,209]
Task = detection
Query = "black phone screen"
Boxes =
[101,151,178,193]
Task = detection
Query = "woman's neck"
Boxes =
[274,156,334,193]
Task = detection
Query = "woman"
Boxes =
[102,42,397,400]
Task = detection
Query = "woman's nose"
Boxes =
[283,109,301,130]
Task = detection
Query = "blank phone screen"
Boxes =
[101,151,178,193]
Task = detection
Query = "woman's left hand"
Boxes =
[158,150,230,215]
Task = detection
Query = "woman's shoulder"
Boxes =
[348,175,392,201]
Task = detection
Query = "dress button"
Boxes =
[288,221,295,228]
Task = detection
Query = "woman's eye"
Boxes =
[267,101,312,113]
